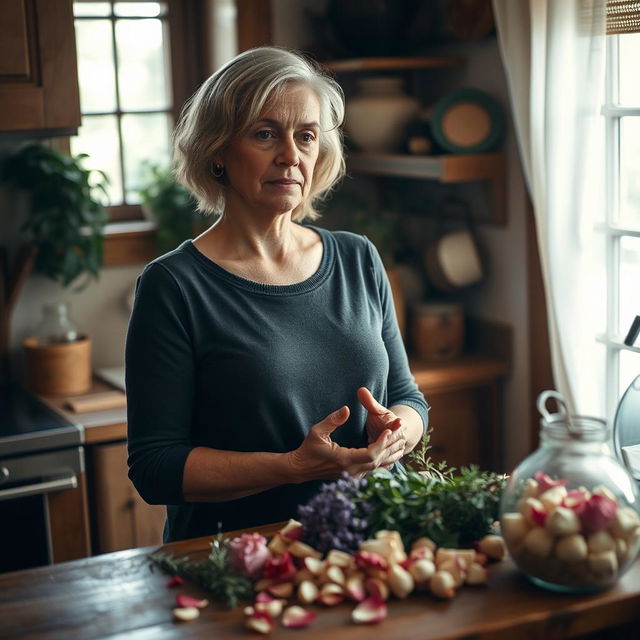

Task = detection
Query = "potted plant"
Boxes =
[0,143,109,392]
[138,164,200,254]
[1,143,109,289]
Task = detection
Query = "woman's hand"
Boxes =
[286,405,405,482]
[357,387,407,470]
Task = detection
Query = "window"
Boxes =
[598,29,640,418]
[71,1,173,219]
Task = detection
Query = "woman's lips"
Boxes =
[266,179,300,188]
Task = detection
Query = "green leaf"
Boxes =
[1,144,107,288]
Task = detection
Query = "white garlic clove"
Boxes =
[172,606,200,622]
[555,534,588,563]
[387,563,414,599]
[545,506,581,536]
[522,528,553,558]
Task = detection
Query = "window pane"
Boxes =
[74,19,117,113]
[116,18,170,110]
[619,33,640,106]
[71,115,124,205]
[592,232,607,335]
[619,235,640,336]
[620,117,640,230]
[121,112,172,202]
[619,350,640,401]
[114,2,166,17]
[74,2,111,17]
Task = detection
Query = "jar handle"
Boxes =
[537,390,569,423]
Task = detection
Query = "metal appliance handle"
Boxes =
[0,474,78,501]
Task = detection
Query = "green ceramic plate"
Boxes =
[430,87,505,153]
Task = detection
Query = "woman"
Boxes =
[126,47,429,543]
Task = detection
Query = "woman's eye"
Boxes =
[300,132,315,143]
[256,130,275,140]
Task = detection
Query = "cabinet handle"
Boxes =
[0,474,78,501]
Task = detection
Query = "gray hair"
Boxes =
[172,47,345,221]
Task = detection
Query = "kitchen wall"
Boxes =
[271,0,531,470]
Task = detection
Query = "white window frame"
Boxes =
[73,0,174,217]
[597,33,640,420]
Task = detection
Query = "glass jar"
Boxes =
[33,302,80,344]
[500,391,640,593]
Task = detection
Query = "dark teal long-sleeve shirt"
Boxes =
[126,226,428,541]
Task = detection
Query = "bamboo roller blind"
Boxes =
[607,0,640,33]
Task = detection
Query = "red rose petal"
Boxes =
[166,575,184,588]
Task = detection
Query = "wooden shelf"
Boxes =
[347,152,507,225]
[347,151,501,181]
[410,353,509,394]
[323,56,464,72]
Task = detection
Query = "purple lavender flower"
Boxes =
[298,473,370,554]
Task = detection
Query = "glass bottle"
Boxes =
[33,302,80,344]
[500,391,640,593]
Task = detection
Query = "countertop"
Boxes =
[1,522,639,639]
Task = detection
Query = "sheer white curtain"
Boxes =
[492,0,607,416]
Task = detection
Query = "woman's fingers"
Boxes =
[312,405,350,440]
[357,386,388,416]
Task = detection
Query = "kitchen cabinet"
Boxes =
[89,440,166,554]
[410,318,511,471]
[0,0,81,135]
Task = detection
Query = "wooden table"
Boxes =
[1,522,639,639]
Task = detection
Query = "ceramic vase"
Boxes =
[345,77,420,153]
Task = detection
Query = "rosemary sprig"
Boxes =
[403,428,454,483]
[150,532,254,609]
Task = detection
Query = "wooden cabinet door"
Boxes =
[421,381,500,471]
[0,0,80,133]
[91,442,166,553]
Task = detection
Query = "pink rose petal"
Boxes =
[534,471,568,494]
[176,594,209,609]
[282,606,317,628]
[354,550,388,571]
[580,494,618,533]
[352,596,388,624]
[255,592,275,603]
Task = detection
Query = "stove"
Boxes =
[0,385,83,457]
[0,385,87,573]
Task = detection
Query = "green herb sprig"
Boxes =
[357,466,507,549]
[150,533,253,609]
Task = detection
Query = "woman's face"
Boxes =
[221,83,321,218]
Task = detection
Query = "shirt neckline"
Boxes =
[181,225,334,296]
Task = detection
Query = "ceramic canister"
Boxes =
[411,303,464,361]
[345,77,420,153]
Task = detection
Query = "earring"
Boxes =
[211,162,224,178]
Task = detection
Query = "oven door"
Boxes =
[0,447,89,573]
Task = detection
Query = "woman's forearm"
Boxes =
[390,404,425,454]
[182,447,296,502]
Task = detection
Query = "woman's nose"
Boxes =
[276,136,299,166]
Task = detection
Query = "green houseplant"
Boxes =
[138,164,200,253]
[1,144,109,290]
